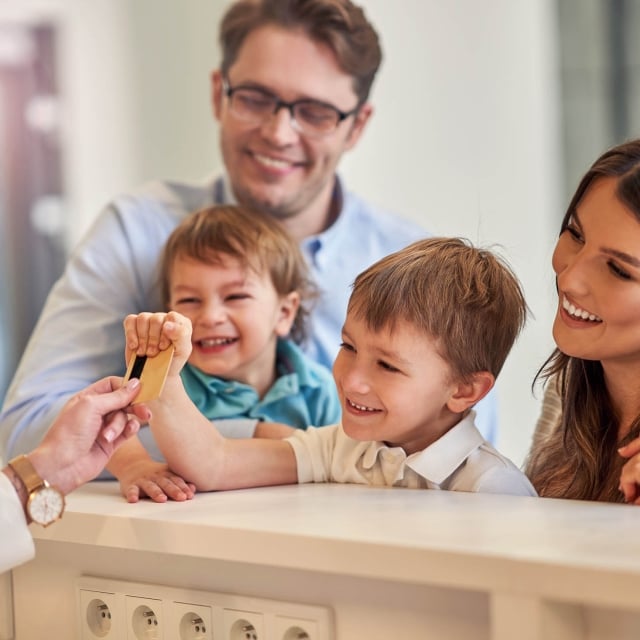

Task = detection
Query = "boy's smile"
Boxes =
[332,315,463,455]
[168,254,297,397]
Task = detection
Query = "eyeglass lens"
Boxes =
[229,87,342,135]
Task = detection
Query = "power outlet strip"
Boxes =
[76,576,333,640]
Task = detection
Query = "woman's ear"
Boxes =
[446,371,495,414]
[275,292,301,337]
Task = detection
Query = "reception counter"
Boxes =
[10,481,640,639]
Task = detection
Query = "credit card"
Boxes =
[123,346,175,403]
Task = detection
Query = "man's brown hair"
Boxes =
[219,0,382,104]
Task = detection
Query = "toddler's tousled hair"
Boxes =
[160,205,317,344]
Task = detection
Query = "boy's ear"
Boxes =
[446,371,495,414]
[275,292,301,337]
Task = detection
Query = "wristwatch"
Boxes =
[8,454,65,526]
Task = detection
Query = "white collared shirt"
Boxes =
[287,412,536,496]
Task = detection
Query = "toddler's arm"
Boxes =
[106,311,198,502]
[125,312,299,490]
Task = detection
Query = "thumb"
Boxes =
[618,436,640,459]
[92,378,141,415]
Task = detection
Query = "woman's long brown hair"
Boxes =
[526,139,640,502]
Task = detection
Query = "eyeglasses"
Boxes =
[223,80,360,137]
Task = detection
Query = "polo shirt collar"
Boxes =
[358,411,484,486]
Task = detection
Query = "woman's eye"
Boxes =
[565,224,583,243]
[608,261,632,280]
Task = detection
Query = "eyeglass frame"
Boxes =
[222,78,361,136]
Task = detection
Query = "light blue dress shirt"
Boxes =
[0,174,498,460]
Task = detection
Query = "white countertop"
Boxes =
[33,482,640,610]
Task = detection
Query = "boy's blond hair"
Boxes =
[348,237,527,381]
[160,205,317,344]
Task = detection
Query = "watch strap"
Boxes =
[8,454,45,494]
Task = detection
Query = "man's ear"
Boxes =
[275,292,301,337]
[344,102,373,150]
[446,371,495,414]
[211,69,224,120]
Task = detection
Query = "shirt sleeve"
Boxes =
[0,199,170,459]
[0,472,34,573]
[285,425,340,483]
[473,465,538,496]
[214,419,259,438]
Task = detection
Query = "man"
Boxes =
[0,0,497,490]
[1,377,145,573]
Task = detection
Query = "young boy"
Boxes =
[110,205,341,501]
[126,237,536,496]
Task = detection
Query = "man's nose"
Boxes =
[260,104,300,144]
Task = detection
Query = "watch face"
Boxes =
[27,486,65,526]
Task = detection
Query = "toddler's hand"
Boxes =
[123,311,192,374]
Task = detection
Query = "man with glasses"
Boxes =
[0,0,497,500]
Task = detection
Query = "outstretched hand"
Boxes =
[28,376,150,495]
[618,437,640,504]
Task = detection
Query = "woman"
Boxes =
[526,138,640,504]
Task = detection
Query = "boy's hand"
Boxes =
[124,311,192,376]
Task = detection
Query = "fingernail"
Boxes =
[126,378,141,390]
[103,428,115,443]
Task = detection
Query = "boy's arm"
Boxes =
[253,422,297,438]
[148,376,298,490]
[126,312,298,490]
[106,435,195,503]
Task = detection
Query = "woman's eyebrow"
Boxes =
[601,247,640,268]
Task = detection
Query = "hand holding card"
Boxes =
[123,346,175,404]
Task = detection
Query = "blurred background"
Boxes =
[0,0,638,465]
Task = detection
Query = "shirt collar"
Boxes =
[405,411,485,485]
[300,176,350,261]
[358,411,484,485]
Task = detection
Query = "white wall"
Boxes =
[1,0,563,465]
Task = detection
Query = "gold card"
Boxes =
[123,346,175,404]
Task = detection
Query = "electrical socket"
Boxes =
[224,608,264,640]
[170,601,213,640]
[125,595,164,640]
[273,615,318,640]
[76,577,334,640]
[78,588,124,639]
